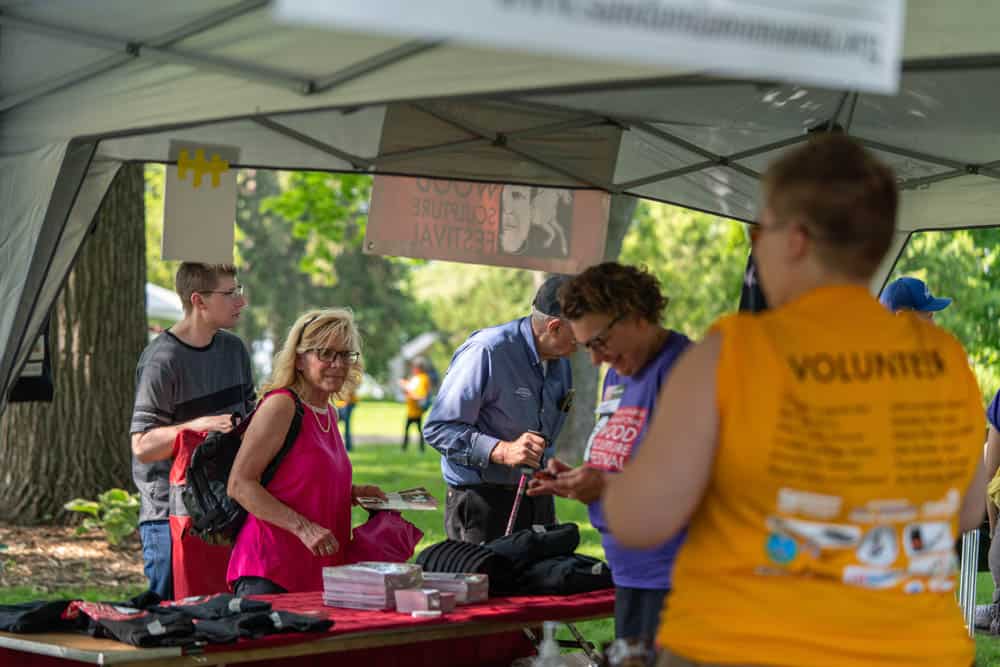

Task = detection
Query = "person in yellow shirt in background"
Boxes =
[399,357,431,452]
[604,133,987,667]
[335,389,358,452]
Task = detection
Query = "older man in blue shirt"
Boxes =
[424,275,578,544]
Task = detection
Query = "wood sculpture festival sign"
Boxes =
[364,176,611,273]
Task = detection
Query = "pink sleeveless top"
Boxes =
[227,389,353,592]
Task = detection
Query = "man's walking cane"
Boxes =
[505,430,546,536]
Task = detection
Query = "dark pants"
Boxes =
[139,520,173,600]
[232,576,288,596]
[402,415,424,451]
[615,586,669,640]
[445,484,556,545]
[338,403,355,451]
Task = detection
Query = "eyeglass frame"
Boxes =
[581,313,624,352]
[294,315,360,366]
[198,284,245,299]
[307,348,361,365]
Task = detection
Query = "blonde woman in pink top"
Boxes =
[227,309,386,594]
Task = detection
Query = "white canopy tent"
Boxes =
[145,282,184,322]
[3,1,1000,414]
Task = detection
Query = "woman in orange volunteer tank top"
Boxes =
[603,134,987,667]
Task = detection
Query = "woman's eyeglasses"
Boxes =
[309,349,360,365]
[581,314,623,352]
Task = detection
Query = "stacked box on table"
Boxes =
[322,562,423,610]
[421,572,489,604]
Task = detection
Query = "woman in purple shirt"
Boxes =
[528,262,690,640]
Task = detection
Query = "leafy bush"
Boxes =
[64,489,140,546]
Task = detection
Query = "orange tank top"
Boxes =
[658,285,982,667]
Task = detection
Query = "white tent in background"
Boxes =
[3,1,1000,413]
[145,282,184,322]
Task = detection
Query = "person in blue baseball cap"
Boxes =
[879,276,951,320]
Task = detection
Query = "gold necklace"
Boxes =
[308,403,332,433]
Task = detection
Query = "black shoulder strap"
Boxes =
[260,389,305,488]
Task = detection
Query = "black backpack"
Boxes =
[182,390,304,545]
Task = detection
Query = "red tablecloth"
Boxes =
[207,588,616,653]
[0,589,615,667]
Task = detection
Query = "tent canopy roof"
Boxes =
[3,1,1000,410]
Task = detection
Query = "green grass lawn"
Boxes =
[1,440,997,662]
[343,400,409,441]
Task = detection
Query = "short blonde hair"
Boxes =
[261,308,364,403]
[764,134,897,279]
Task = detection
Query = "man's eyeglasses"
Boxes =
[309,349,360,365]
[581,314,623,352]
[200,284,245,299]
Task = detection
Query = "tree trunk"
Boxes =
[0,164,146,524]
[554,194,637,463]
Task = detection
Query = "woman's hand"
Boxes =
[527,458,604,504]
[295,520,340,557]
[352,484,388,506]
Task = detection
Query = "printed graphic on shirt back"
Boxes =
[584,383,647,472]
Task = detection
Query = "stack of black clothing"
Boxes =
[416,523,613,596]
[0,592,333,648]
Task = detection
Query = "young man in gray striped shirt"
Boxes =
[129,263,254,599]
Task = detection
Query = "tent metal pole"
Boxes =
[252,117,372,169]
[0,0,272,113]
[898,169,968,190]
[725,135,809,161]
[376,116,606,164]
[0,11,313,96]
[631,121,722,162]
[844,92,860,134]
[311,41,444,94]
[615,159,718,191]
[852,138,967,171]
[413,103,611,189]
[630,121,762,180]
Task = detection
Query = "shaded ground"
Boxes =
[0,522,144,593]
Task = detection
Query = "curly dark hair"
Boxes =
[558,262,668,323]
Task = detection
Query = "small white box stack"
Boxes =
[322,562,423,610]
[421,572,489,605]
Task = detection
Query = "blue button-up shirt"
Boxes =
[423,317,573,487]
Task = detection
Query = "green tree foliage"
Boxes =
[412,263,537,370]
[234,170,330,348]
[144,165,178,290]
[620,202,750,339]
[263,172,372,280]
[261,172,433,380]
[890,227,1000,402]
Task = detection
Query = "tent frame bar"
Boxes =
[376,115,609,165]
[413,103,612,189]
[252,117,373,169]
[312,40,444,94]
[0,0,271,114]
[0,10,314,94]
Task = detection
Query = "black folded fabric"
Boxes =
[71,602,196,648]
[268,610,334,634]
[484,523,580,574]
[516,554,614,595]
[155,593,271,620]
[0,600,76,633]
[416,539,516,595]
[0,591,330,647]
[193,609,333,643]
